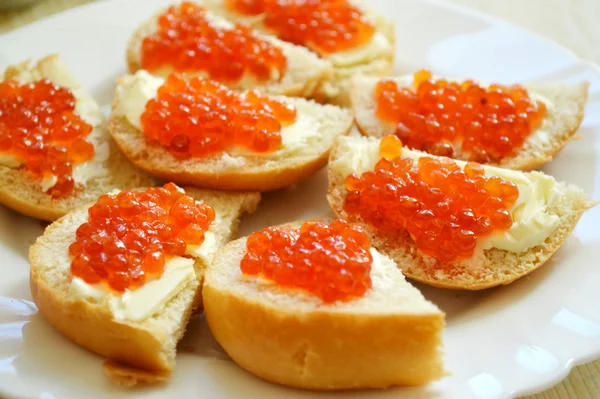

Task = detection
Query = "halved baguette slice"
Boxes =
[29,187,260,387]
[126,2,333,99]
[351,74,589,171]
[327,135,593,290]
[0,55,154,222]
[203,234,445,389]
[201,0,395,106]
[108,71,354,191]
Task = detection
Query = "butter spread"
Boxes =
[327,32,391,68]
[332,136,561,254]
[68,256,195,322]
[114,70,322,158]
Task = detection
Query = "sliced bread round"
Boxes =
[29,187,260,386]
[126,3,334,99]
[327,135,592,290]
[0,55,154,221]
[203,235,445,389]
[109,73,354,191]
[351,74,589,171]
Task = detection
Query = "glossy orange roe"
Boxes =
[375,70,547,163]
[141,2,287,83]
[227,0,375,55]
[140,73,297,158]
[0,79,94,197]
[69,183,215,292]
[240,219,373,303]
[344,136,520,263]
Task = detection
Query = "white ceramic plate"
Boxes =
[1,0,600,398]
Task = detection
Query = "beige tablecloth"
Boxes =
[0,0,599,398]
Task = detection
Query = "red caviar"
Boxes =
[240,219,373,303]
[69,183,215,292]
[141,74,296,158]
[141,2,287,83]
[344,136,519,263]
[374,70,547,162]
[0,79,94,197]
[227,0,375,55]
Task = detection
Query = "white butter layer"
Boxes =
[332,136,561,254]
[68,256,195,322]
[114,70,321,158]
[326,32,391,67]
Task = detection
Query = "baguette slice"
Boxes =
[126,2,333,99]
[201,0,395,106]
[29,187,260,387]
[109,72,354,191]
[351,74,589,171]
[203,235,445,389]
[327,135,592,290]
[0,55,154,222]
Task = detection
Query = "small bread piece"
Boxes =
[109,72,354,191]
[201,0,395,106]
[351,75,589,171]
[327,135,592,290]
[203,236,445,389]
[0,55,154,221]
[126,3,333,99]
[29,188,260,386]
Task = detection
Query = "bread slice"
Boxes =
[108,72,354,191]
[29,187,260,386]
[0,55,154,222]
[327,135,592,290]
[201,0,395,106]
[126,3,333,99]
[203,234,445,389]
[351,75,589,171]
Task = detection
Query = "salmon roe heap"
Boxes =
[0,79,94,197]
[69,183,215,292]
[141,2,287,83]
[374,69,547,163]
[344,136,520,263]
[140,73,297,158]
[240,219,373,303]
[226,0,376,55]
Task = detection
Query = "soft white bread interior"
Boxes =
[109,72,354,191]
[29,188,260,387]
[351,75,589,171]
[327,135,592,290]
[126,3,334,99]
[201,0,395,106]
[0,55,154,222]
[203,235,446,389]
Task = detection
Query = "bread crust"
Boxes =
[351,75,589,171]
[0,55,154,221]
[108,83,353,192]
[327,136,592,290]
[29,187,260,385]
[203,238,446,389]
[125,4,334,99]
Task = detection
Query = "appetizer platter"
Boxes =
[1,0,599,398]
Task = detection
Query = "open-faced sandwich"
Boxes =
[0,55,153,221]
[127,1,333,99]
[203,218,445,389]
[109,71,353,191]
[328,134,592,289]
[29,183,260,386]
[351,70,589,171]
